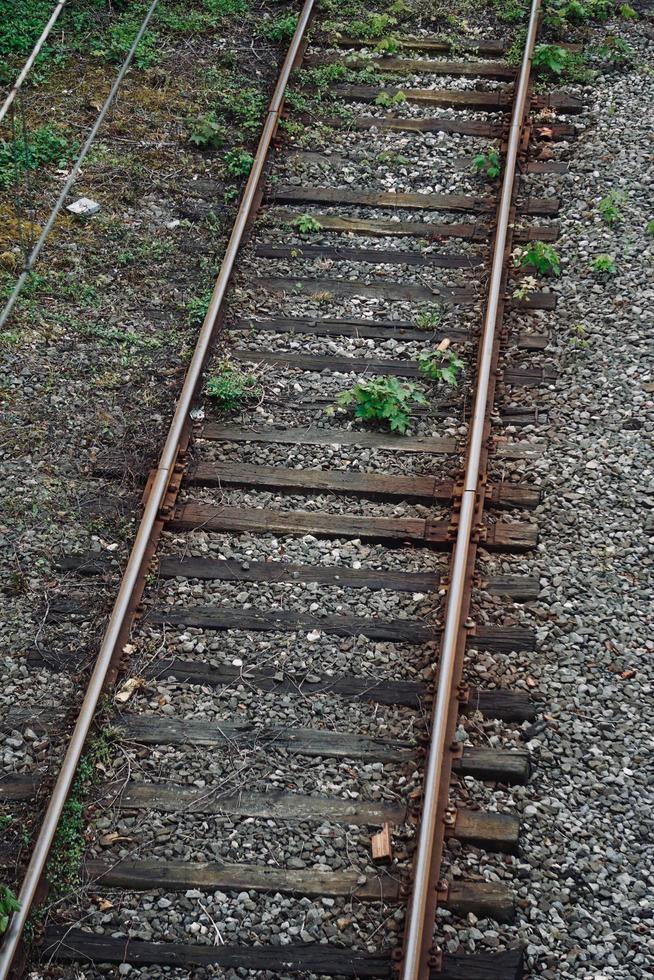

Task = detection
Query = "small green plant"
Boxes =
[569,323,590,350]
[472,147,501,180]
[598,189,627,227]
[0,125,75,189]
[619,3,638,18]
[415,305,444,330]
[417,345,464,386]
[492,0,528,22]
[592,36,634,67]
[340,12,397,39]
[591,254,616,273]
[374,90,406,107]
[513,276,538,301]
[188,112,225,148]
[516,241,561,276]
[374,36,400,53]
[260,14,298,42]
[646,219,654,235]
[533,44,569,76]
[206,362,261,410]
[333,376,426,433]
[186,288,213,325]
[294,214,322,233]
[225,148,254,177]
[0,886,20,935]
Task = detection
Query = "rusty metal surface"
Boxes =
[398,2,543,977]
[0,3,317,975]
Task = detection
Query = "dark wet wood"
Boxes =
[332,84,583,114]
[230,348,556,379]
[157,555,442,591]
[188,461,538,509]
[325,115,574,141]
[201,421,458,454]
[228,315,547,351]
[146,606,535,651]
[169,504,538,552]
[155,556,540,605]
[253,274,476,304]
[454,748,530,784]
[304,53,516,80]
[344,115,503,137]
[146,605,436,642]
[270,184,559,217]
[0,774,41,801]
[450,809,520,853]
[149,660,537,721]
[269,208,559,243]
[333,36,507,56]
[116,715,415,761]
[253,243,483,268]
[107,780,406,826]
[84,858,400,901]
[44,928,524,977]
[144,660,536,711]
[333,84,510,110]
[116,718,532,781]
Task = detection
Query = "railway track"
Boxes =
[1,0,580,976]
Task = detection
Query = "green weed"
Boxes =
[516,241,561,276]
[492,0,528,23]
[260,14,298,42]
[48,731,117,894]
[591,36,634,67]
[225,148,254,177]
[598,189,627,227]
[333,376,426,434]
[0,886,20,935]
[415,305,444,329]
[294,214,322,233]
[591,253,616,273]
[206,361,261,410]
[472,147,501,180]
[0,125,75,190]
[417,346,464,386]
[374,90,406,107]
[533,44,570,76]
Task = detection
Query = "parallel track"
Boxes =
[1,1,577,976]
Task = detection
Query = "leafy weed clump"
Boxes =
[591,253,616,274]
[206,361,261,411]
[333,376,426,434]
[516,241,561,276]
[417,345,464,386]
[598,189,626,227]
[0,125,75,190]
[294,214,322,233]
[260,14,298,42]
[0,886,20,935]
[472,147,501,180]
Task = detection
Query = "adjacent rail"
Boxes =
[399,1,542,976]
[0,2,316,974]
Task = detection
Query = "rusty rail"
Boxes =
[0,2,316,974]
[0,1,68,127]
[398,2,542,977]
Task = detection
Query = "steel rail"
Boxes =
[399,2,542,977]
[0,0,162,331]
[0,1,316,974]
[0,1,68,127]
